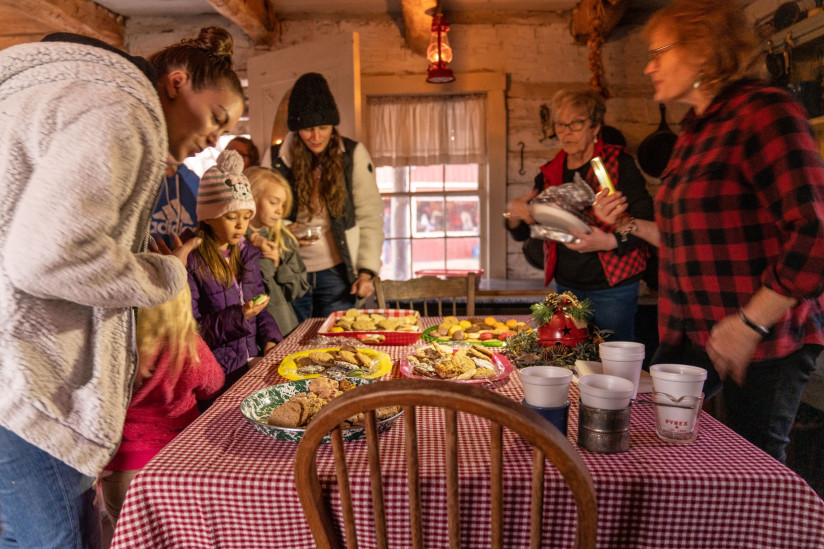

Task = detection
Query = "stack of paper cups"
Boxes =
[599,342,645,399]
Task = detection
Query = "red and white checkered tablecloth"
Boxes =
[111,318,824,549]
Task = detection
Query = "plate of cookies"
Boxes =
[277,346,393,381]
[421,316,531,347]
[317,308,423,345]
[240,377,402,443]
[399,342,514,384]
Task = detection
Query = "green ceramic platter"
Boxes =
[240,378,402,443]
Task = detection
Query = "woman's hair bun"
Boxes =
[149,25,242,95]
[193,26,234,61]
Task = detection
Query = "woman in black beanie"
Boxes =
[272,72,384,321]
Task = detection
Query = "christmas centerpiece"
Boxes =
[504,291,606,369]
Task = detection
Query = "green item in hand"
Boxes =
[252,294,268,305]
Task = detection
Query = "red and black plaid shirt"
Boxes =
[656,79,824,360]
[540,140,651,287]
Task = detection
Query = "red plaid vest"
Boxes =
[540,140,649,286]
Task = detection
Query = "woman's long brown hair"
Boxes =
[288,128,346,218]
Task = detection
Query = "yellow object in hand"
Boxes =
[590,157,616,194]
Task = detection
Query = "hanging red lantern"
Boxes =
[426,12,455,84]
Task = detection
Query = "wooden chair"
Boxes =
[373,274,476,316]
[294,378,597,549]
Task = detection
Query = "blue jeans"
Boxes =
[557,282,639,342]
[0,426,100,548]
[291,263,356,322]
[651,342,820,463]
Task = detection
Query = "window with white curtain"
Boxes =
[367,94,487,280]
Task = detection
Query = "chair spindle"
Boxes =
[404,406,424,549]
[445,409,460,549]
[490,422,504,549]
[530,450,547,549]
[365,411,389,549]
[331,427,358,549]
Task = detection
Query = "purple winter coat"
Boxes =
[185,235,283,375]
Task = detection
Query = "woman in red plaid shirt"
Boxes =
[596,0,824,463]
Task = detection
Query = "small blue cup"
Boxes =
[522,399,570,436]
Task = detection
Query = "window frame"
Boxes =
[361,73,507,279]
[377,165,483,279]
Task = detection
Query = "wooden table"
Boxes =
[476,277,552,297]
[111,317,824,549]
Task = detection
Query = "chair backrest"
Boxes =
[294,378,597,549]
[373,274,476,316]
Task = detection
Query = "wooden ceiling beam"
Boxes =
[1,0,124,48]
[401,0,438,56]
[204,0,279,46]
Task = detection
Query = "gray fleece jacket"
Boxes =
[0,40,187,476]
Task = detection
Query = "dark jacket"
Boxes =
[184,233,283,375]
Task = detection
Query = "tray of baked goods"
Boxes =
[317,308,423,345]
[421,315,531,347]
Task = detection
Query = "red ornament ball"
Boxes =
[536,312,589,347]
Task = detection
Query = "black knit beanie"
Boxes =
[287,72,340,132]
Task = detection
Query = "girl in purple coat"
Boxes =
[187,150,283,396]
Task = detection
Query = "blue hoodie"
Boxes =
[151,163,200,247]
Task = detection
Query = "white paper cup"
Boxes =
[600,342,645,399]
[653,392,704,444]
[599,341,645,360]
[649,364,707,399]
[578,374,635,410]
[601,359,643,399]
[519,366,573,408]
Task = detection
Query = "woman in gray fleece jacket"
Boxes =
[0,28,244,547]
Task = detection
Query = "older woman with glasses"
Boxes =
[505,88,654,342]
[593,0,824,463]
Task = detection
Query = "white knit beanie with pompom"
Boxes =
[196,149,257,221]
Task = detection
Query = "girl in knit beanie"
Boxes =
[186,150,283,399]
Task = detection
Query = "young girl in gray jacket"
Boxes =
[245,166,309,335]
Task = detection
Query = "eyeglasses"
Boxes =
[647,42,681,62]
[553,119,589,133]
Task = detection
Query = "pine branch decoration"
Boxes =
[503,328,609,370]
[530,291,593,326]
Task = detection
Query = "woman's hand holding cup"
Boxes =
[288,222,323,247]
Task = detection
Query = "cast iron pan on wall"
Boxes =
[637,103,678,178]
[774,1,804,30]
